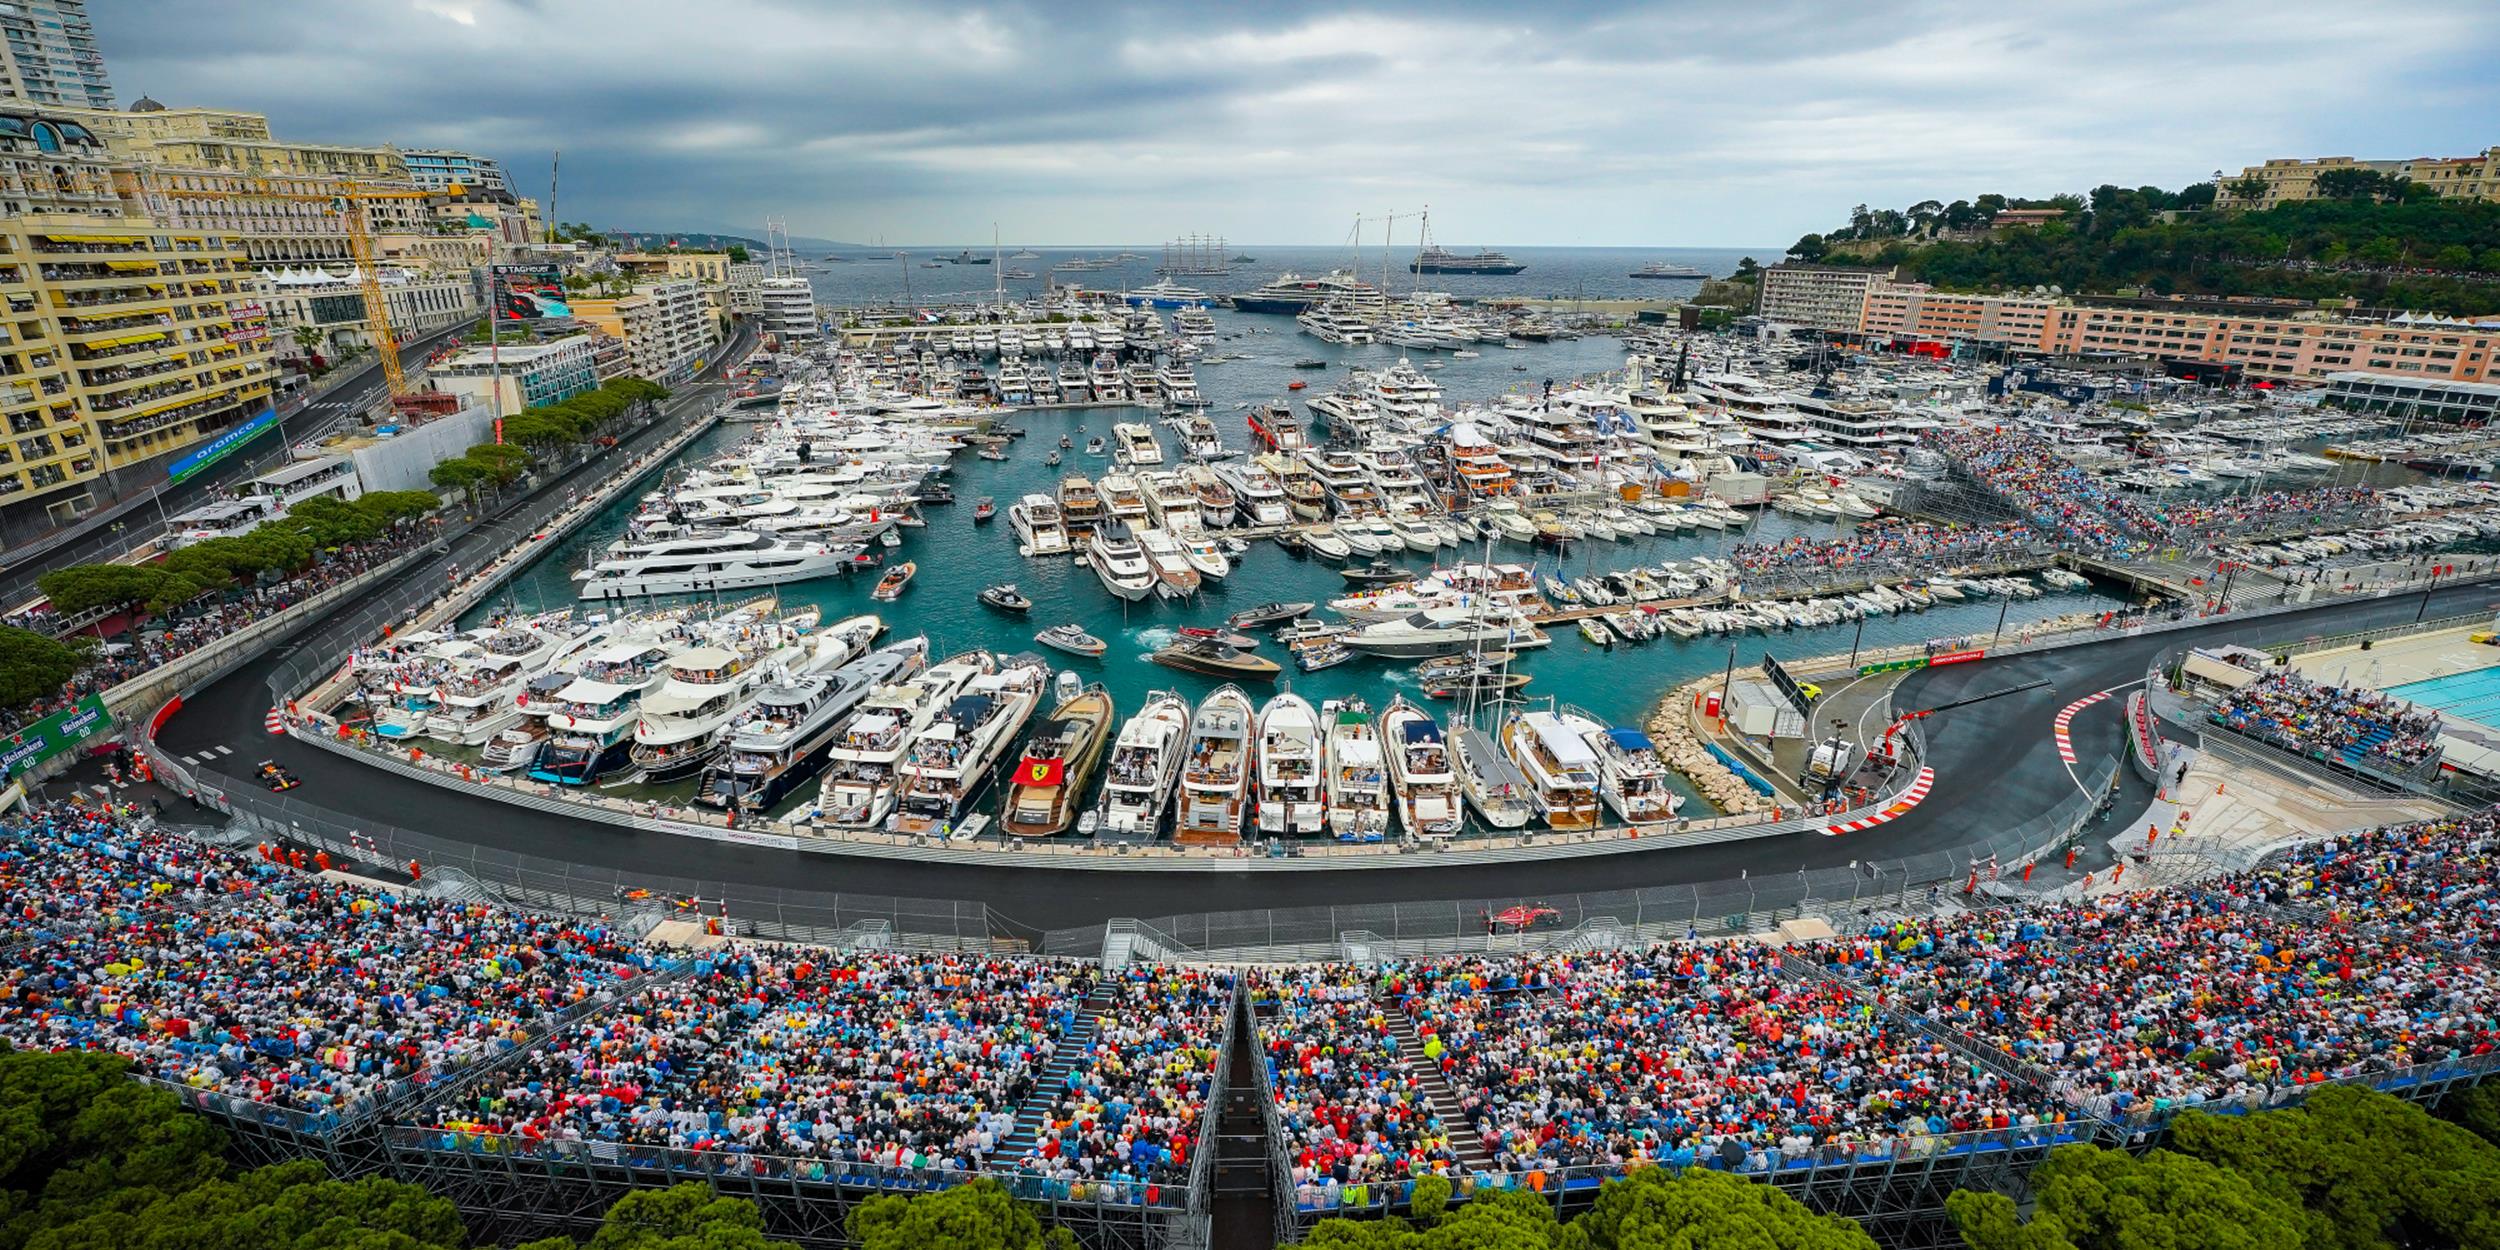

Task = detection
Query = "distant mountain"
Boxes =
[607,230,864,253]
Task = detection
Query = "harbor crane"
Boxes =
[157,179,463,402]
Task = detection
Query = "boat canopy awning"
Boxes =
[1605,727,1654,752]
[1400,719,1444,745]
[554,678,634,704]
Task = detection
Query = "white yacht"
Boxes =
[1176,415,1229,460]
[1254,692,1326,837]
[1182,463,1238,527]
[1501,709,1603,830]
[1155,362,1208,408]
[1136,526,1201,600]
[1142,471,1202,535]
[1296,302,1375,344]
[816,651,994,827]
[1380,697,1462,838]
[1010,494,1070,556]
[1216,462,1292,526]
[1099,691,1191,836]
[1342,607,1542,659]
[893,655,1050,834]
[530,636,681,785]
[699,635,925,813]
[1453,724,1536,829]
[1113,422,1165,466]
[574,530,848,599]
[1581,719,1685,825]
[626,619,816,784]
[1098,471,1151,524]
[1087,522,1159,601]
[1174,685,1254,840]
[1322,699,1391,841]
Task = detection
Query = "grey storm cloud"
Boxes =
[94,0,2500,246]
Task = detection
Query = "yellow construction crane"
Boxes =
[158,179,461,399]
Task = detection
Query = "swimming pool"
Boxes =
[2385,663,2500,726]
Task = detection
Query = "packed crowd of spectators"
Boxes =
[0,800,277,947]
[2213,670,2444,771]
[7,795,2500,1212]
[1727,518,2039,585]
[1818,888,2500,1126]
[0,802,656,1122]
[1257,966,1466,1193]
[1398,947,2062,1175]
[2236,809,2499,952]
[2106,486,2382,546]
[1925,428,2144,557]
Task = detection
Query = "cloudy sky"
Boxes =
[97,0,2500,248]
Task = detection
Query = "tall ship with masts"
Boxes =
[1155,233,1235,277]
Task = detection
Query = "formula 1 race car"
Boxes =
[1485,904,1563,934]
[256,760,301,791]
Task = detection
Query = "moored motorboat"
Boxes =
[999,684,1116,837]
[1254,692,1326,836]
[979,583,1032,613]
[1380,696,1462,838]
[1150,638,1281,679]
[1097,690,1191,837]
[1228,601,1315,629]
[1174,684,1256,842]
[1321,698,1390,841]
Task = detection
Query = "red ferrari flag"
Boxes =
[1018,757,1065,787]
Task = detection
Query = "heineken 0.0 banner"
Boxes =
[1,695,111,781]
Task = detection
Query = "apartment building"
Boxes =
[432,334,599,415]
[568,280,713,383]
[401,148,507,195]
[1859,280,2497,386]
[1755,263,1888,334]
[2216,146,2500,207]
[0,106,274,535]
[726,261,767,316]
[255,265,477,358]
[0,1,109,110]
[755,276,820,344]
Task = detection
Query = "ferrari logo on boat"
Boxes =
[1020,758,1064,787]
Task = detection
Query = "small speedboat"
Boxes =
[1045,450,1063,466]
[1275,530,1309,556]
[1303,528,1353,562]
[1059,434,1074,449]
[1425,671,1530,699]
[1293,359,1328,369]
[1296,641,1355,672]
[1229,601,1315,629]
[973,496,997,524]
[979,583,1032,613]
[1340,560,1415,587]
[1287,380,1308,390]
[1177,626,1261,650]
[1036,623,1108,656]
[978,447,1008,461]
[1086,437,1107,455]
[871,561,917,601]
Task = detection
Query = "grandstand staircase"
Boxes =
[1211,994,1278,1250]
[1373,993,1494,1171]
[996,982,1117,1161]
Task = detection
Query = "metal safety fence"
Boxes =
[1046,755,2115,963]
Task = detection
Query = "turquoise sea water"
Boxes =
[467,307,2127,820]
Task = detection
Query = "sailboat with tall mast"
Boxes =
[1448,529,1537,828]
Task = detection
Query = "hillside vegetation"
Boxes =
[1788,183,2500,315]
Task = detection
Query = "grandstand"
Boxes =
[3,795,2497,1248]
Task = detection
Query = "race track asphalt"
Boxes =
[160,486,2500,932]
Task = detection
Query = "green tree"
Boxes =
[513,1182,797,1250]
[1948,1143,2305,1250]
[726,244,750,264]
[846,1179,1073,1250]
[35,564,173,616]
[2167,1085,2500,1250]
[1577,1167,1876,1249]
[1787,233,1828,261]
[0,625,87,711]
[2226,175,2273,204]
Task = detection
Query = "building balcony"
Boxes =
[58,313,174,339]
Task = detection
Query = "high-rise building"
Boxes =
[1754,264,1888,334]
[432,335,600,414]
[0,1,110,110]
[401,148,507,195]
[0,103,274,537]
[755,276,819,344]
[569,280,716,384]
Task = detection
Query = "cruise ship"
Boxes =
[1629,261,1709,279]
[1230,270,1382,314]
[1410,245,1525,275]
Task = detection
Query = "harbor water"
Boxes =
[465,306,2128,822]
